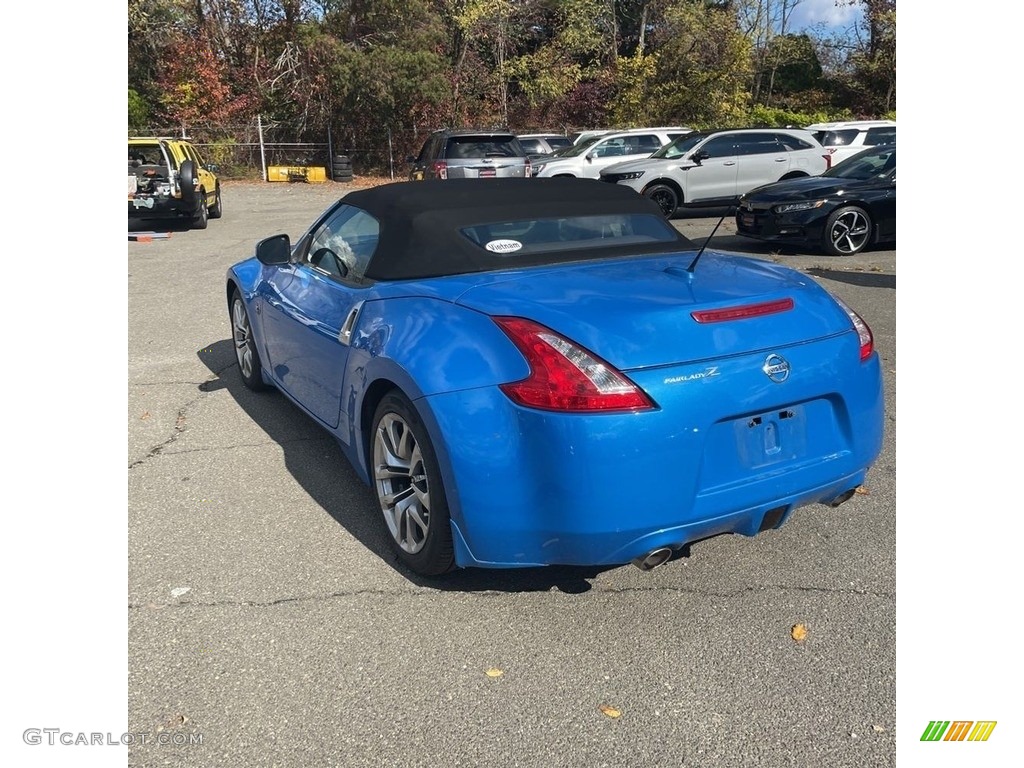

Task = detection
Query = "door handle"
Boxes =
[723,161,736,166]
[775,158,787,162]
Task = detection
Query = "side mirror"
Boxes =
[690,150,708,166]
[256,234,292,265]
[585,152,595,162]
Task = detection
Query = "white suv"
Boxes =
[805,120,896,168]
[600,128,829,218]
[532,128,690,180]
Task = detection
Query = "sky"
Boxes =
[790,0,864,31]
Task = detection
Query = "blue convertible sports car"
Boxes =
[226,178,883,576]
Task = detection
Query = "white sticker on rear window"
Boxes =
[485,239,523,255]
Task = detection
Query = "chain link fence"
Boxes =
[129,119,436,181]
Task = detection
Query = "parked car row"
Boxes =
[401,119,895,256]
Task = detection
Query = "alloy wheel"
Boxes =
[374,413,431,554]
[232,299,254,379]
[828,209,870,254]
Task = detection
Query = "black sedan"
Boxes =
[736,145,895,256]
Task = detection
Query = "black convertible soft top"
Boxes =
[338,178,694,281]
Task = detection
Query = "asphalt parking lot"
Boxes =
[128,180,896,767]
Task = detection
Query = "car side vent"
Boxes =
[338,302,363,346]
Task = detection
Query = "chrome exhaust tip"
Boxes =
[632,547,673,571]
[827,488,857,508]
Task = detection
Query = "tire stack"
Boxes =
[332,155,353,183]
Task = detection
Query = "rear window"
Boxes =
[445,136,523,159]
[129,144,164,166]
[820,129,859,147]
[460,213,680,257]
[864,127,896,146]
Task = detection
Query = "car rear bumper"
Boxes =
[421,336,884,568]
[128,196,191,219]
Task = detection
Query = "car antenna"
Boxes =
[687,205,735,272]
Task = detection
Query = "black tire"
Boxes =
[333,154,350,166]
[371,391,455,576]
[179,160,197,207]
[333,160,353,170]
[643,183,679,218]
[209,185,223,219]
[230,290,268,391]
[191,192,209,229]
[822,205,872,256]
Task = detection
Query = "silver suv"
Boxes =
[408,129,530,180]
[600,128,828,217]
[532,128,690,180]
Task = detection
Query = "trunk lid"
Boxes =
[453,252,854,370]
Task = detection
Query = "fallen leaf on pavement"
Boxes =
[485,668,504,678]
[791,623,808,642]
[599,705,622,718]
[855,486,869,495]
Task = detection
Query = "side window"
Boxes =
[623,134,661,153]
[775,133,814,151]
[183,143,203,168]
[733,134,783,156]
[699,136,736,158]
[306,205,380,283]
[416,135,437,163]
[519,138,542,154]
[864,127,896,146]
[592,139,627,158]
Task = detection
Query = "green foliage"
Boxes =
[606,53,659,126]
[126,0,896,173]
[128,89,151,129]
[746,106,828,128]
[649,2,753,127]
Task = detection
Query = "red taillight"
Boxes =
[833,297,874,361]
[823,152,833,170]
[691,298,794,324]
[433,160,447,179]
[493,317,655,412]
